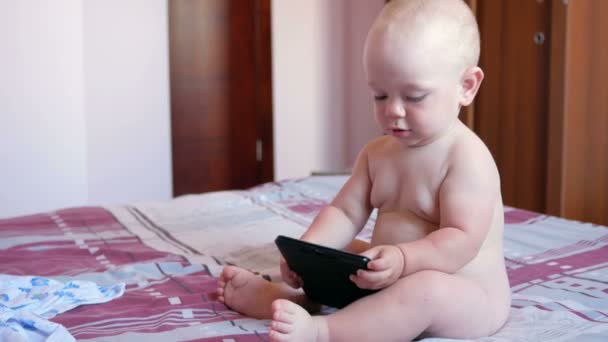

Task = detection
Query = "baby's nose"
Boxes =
[386,98,406,118]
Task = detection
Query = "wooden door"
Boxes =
[547,0,608,225]
[169,0,274,196]
[473,0,551,213]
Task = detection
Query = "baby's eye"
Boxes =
[406,94,427,102]
[374,94,388,101]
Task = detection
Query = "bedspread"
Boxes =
[1,176,607,341]
[0,208,265,341]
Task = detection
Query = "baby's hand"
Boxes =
[280,257,303,288]
[349,245,405,290]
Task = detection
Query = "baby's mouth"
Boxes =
[389,128,412,137]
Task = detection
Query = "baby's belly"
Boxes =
[371,210,437,245]
[371,211,510,292]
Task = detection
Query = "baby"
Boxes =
[217,0,511,340]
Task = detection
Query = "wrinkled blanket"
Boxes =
[0,275,124,341]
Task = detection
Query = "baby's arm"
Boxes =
[299,146,374,250]
[399,149,500,276]
[281,147,373,288]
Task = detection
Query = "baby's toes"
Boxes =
[271,299,298,322]
[219,266,236,282]
[271,319,295,334]
[268,330,290,342]
[269,299,317,342]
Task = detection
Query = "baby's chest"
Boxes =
[369,162,444,219]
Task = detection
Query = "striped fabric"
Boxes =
[1,176,607,341]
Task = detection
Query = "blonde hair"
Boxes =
[374,0,480,69]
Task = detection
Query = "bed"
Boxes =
[1,175,607,341]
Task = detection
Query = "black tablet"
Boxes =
[274,235,377,308]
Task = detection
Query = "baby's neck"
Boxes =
[407,120,463,148]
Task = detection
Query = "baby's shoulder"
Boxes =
[361,135,395,155]
[448,130,500,180]
[450,130,494,163]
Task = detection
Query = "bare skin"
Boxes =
[217,266,319,319]
[218,0,511,341]
[219,128,511,341]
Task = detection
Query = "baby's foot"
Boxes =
[217,266,279,319]
[268,299,329,342]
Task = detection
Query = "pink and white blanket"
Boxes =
[1,176,607,341]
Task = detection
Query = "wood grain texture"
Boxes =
[253,0,275,184]
[546,0,567,217]
[228,1,259,190]
[169,0,231,195]
[475,0,550,213]
[169,0,273,196]
[559,0,608,225]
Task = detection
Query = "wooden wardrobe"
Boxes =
[168,0,274,196]
[466,0,608,225]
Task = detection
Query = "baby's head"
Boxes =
[364,0,483,146]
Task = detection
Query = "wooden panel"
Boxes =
[475,0,550,213]
[228,1,259,189]
[169,0,273,196]
[254,0,275,183]
[169,0,232,195]
[560,0,608,225]
[546,1,566,217]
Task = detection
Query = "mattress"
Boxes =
[1,176,607,341]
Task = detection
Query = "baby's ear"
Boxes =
[459,66,484,106]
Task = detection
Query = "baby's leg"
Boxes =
[269,270,507,342]
[217,239,367,319]
[217,266,319,319]
[345,239,370,254]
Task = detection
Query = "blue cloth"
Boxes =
[0,275,124,342]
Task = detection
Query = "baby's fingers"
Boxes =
[359,247,382,261]
[285,272,302,288]
[350,269,389,290]
[367,257,390,271]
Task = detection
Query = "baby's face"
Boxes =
[364,28,465,147]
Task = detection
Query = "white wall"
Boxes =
[0,0,89,217]
[272,0,384,179]
[83,0,172,206]
[344,0,385,166]
[272,0,345,180]
[0,0,172,218]
[1,0,382,217]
